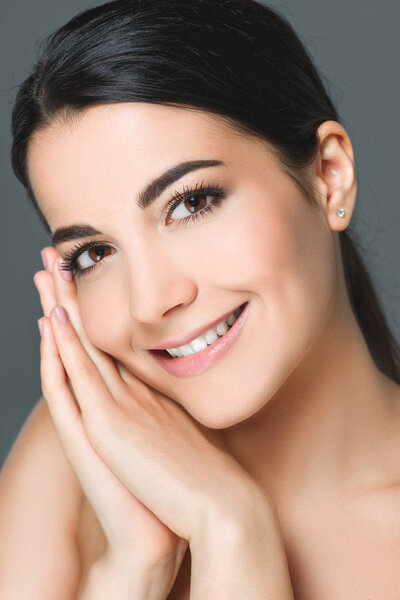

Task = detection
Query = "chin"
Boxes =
[185,397,271,430]
[173,376,279,430]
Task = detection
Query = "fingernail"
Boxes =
[41,249,47,270]
[37,319,43,337]
[53,305,69,325]
[59,258,74,282]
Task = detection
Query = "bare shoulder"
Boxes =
[0,396,83,599]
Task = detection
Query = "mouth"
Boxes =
[147,301,249,377]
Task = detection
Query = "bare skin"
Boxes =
[1,102,400,598]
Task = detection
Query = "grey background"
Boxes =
[1,0,399,468]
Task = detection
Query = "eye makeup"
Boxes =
[59,179,228,278]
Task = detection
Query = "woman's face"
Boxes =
[27,102,340,428]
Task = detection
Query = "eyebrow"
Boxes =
[51,158,225,245]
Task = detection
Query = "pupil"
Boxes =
[188,195,203,213]
[89,246,106,262]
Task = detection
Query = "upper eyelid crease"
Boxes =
[59,181,225,278]
[137,159,225,209]
[51,159,226,245]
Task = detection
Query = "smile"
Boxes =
[148,302,249,377]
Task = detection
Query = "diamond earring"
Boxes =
[337,208,346,218]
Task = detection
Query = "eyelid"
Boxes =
[60,239,115,278]
[62,239,113,261]
[61,178,228,276]
[163,179,226,220]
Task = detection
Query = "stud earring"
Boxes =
[337,208,346,218]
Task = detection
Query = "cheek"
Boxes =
[77,280,129,357]
[209,191,337,336]
[76,190,336,381]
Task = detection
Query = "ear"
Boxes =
[313,120,357,231]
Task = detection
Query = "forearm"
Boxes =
[189,493,295,600]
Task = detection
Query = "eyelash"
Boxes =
[60,180,227,279]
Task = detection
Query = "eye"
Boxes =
[60,181,228,279]
[60,240,115,279]
[75,244,113,270]
[164,181,226,226]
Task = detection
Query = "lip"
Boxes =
[148,302,246,350]
[147,301,249,377]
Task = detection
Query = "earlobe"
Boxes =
[316,121,357,232]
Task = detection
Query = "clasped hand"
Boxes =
[33,247,268,591]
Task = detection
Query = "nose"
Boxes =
[126,240,198,325]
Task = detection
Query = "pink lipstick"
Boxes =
[148,302,249,377]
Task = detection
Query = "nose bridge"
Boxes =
[125,236,197,322]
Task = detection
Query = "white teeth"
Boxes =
[179,344,198,357]
[189,336,208,353]
[165,304,245,358]
[167,347,183,358]
[167,348,180,358]
[216,321,228,336]
[204,328,218,345]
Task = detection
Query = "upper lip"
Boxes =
[147,303,245,350]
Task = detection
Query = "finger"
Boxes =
[36,250,148,403]
[52,252,127,395]
[42,247,151,405]
[42,246,65,278]
[50,252,84,334]
[33,269,58,317]
[37,249,78,325]
[38,316,144,546]
[39,315,84,447]
[40,246,53,273]
[36,250,125,400]
[48,304,119,434]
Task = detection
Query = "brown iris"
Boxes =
[87,245,113,263]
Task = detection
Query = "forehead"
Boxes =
[28,102,240,186]
[26,102,272,230]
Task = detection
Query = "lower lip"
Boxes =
[148,302,249,377]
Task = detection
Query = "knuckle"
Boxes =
[73,359,95,380]
[40,371,67,400]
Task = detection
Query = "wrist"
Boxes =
[190,484,277,558]
[189,488,294,600]
[80,551,174,600]
[190,476,276,547]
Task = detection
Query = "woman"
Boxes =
[1,0,400,597]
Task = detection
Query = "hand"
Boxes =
[34,247,267,558]
[34,247,188,597]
